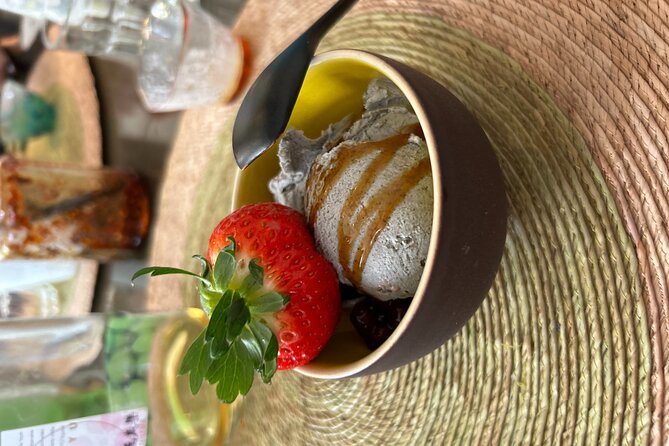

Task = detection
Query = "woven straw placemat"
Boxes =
[147,1,669,444]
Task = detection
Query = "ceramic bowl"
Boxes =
[233,49,507,379]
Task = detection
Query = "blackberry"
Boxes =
[350,296,412,350]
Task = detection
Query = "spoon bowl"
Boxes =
[232,0,357,169]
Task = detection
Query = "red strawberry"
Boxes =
[207,202,340,369]
[133,202,340,402]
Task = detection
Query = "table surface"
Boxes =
[6,0,667,444]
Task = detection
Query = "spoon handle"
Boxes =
[305,0,358,51]
[232,0,359,169]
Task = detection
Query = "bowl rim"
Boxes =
[232,48,443,379]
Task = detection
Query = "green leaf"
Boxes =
[264,332,279,362]
[239,327,263,368]
[226,297,251,344]
[209,338,232,361]
[223,236,236,256]
[209,340,255,403]
[261,357,277,384]
[177,331,212,394]
[190,370,202,394]
[192,254,211,279]
[193,338,213,394]
[249,292,289,314]
[206,291,235,357]
[199,285,223,315]
[240,259,263,294]
[248,319,273,354]
[248,321,279,384]
[261,335,279,383]
[213,251,236,290]
[179,330,205,376]
[131,266,211,288]
[249,259,263,284]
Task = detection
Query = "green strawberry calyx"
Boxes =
[131,236,289,403]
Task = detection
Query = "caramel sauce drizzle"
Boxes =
[306,146,368,225]
[307,123,429,288]
[345,156,430,286]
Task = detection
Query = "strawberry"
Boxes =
[133,202,340,403]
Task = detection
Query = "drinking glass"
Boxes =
[0,155,150,260]
[38,0,244,112]
[137,0,243,111]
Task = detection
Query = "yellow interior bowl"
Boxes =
[233,49,507,379]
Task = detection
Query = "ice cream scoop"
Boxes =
[270,78,433,300]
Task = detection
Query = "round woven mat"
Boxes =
[147,1,669,444]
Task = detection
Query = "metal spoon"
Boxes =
[232,0,357,169]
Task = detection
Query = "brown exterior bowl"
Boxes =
[233,49,507,379]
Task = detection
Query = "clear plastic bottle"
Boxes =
[0,309,234,445]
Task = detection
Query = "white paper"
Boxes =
[0,408,148,446]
